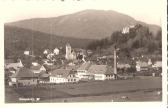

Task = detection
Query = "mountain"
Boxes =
[5,9,161,39]
[4,25,93,58]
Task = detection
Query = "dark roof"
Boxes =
[106,66,114,74]
[5,59,15,64]
[11,68,39,78]
[88,65,107,74]
[43,64,59,71]
[30,65,42,70]
[88,65,113,75]
[8,67,17,71]
[69,69,77,74]
[49,69,71,78]
[39,71,50,78]
[77,62,91,70]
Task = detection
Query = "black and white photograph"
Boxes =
[1,0,166,106]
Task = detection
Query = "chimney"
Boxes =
[113,45,117,79]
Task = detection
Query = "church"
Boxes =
[65,43,76,60]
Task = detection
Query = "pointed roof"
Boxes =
[11,68,39,78]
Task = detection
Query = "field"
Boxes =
[5,76,162,103]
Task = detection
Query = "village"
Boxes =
[5,41,162,87]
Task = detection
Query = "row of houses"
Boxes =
[136,60,162,72]
[8,62,116,86]
[6,59,162,86]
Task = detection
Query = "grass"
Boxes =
[5,76,162,103]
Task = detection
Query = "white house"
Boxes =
[148,59,152,66]
[117,63,131,69]
[68,70,80,83]
[47,53,54,60]
[152,61,162,69]
[136,61,149,72]
[53,48,59,55]
[49,69,70,83]
[122,27,130,34]
[24,51,30,55]
[30,63,46,73]
[76,62,91,80]
[5,59,23,70]
[9,68,39,86]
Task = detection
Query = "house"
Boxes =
[38,71,50,83]
[117,63,131,69]
[49,69,70,84]
[30,62,46,73]
[136,61,149,72]
[148,59,152,66]
[152,61,162,70]
[24,50,30,55]
[43,59,54,65]
[68,70,80,83]
[86,50,93,55]
[9,68,39,86]
[53,48,60,55]
[5,59,23,70]
[122,26,130,34]
[7,67,17,74]
[76,62,91,80]
[43,49,51,55]
[88,65,114,80]
[105,66,115,80]
[47,53,54,60]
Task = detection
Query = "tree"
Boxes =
[155,30,162,40]
[111,31,122,44]
[127,66,136,73]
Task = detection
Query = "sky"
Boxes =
[0,0,164,26]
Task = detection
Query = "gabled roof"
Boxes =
[5,62,23,69]
[11,68,39,78]
[39,71,50,78]
[30,65,42,70]
[88,65,113,75]
[43,64,59,71]
[49,69,71,78]
[77,62,91,70]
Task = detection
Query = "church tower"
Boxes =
[65,43,72,60]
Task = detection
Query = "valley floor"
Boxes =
[5,76,162,103]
